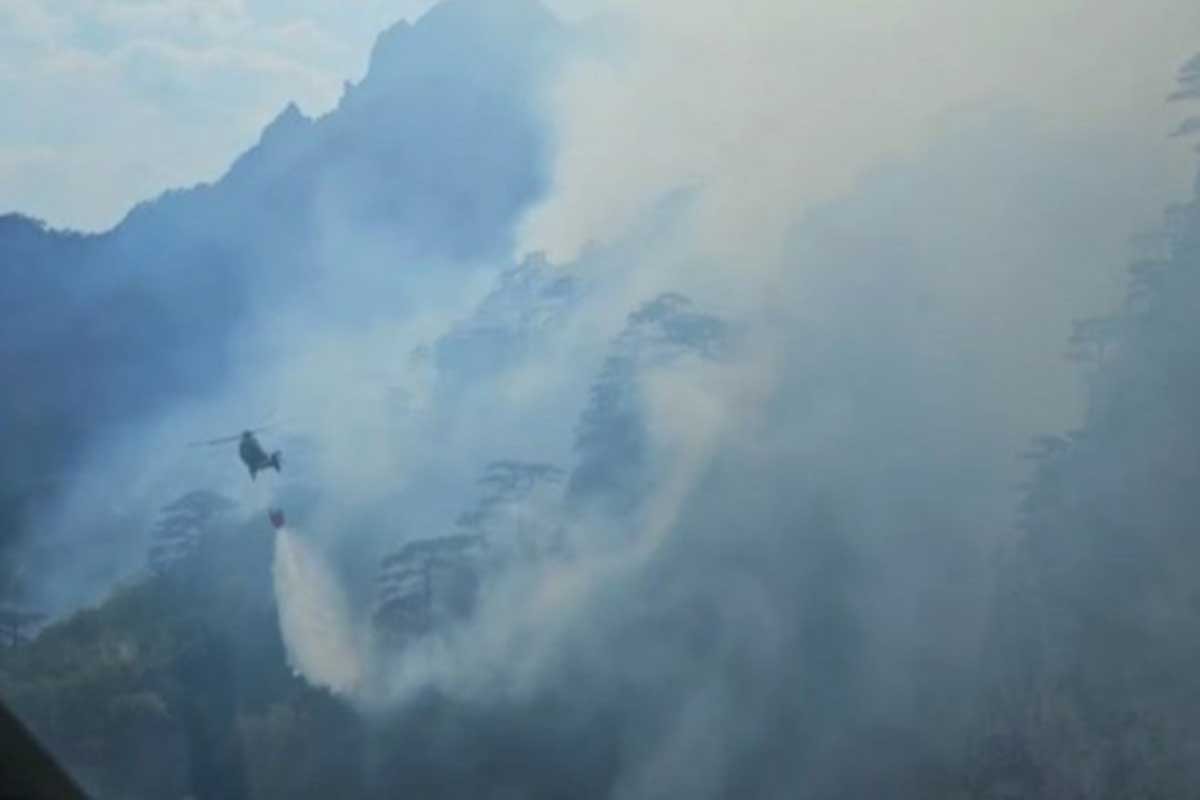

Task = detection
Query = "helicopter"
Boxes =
[191,428,282,481]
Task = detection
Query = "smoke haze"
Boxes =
[3,0,1200,797]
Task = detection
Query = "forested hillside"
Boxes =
[2,1,1199,798]
[969,61,1200,799]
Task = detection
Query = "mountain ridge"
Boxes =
[0,0,565,603]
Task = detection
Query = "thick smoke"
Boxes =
[10,0,1200,796]
[529,0,1197,269]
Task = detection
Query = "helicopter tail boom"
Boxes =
[249,451,283,481]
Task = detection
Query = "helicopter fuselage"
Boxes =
[239,432,282,480]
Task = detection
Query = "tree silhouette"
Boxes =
[147,491,235,574]
[375,460,564,640]
[0,607,45,647]
[456,460,565,557]
[568,293,728,517]
[374,535,486,639]
[972,50,1200,798]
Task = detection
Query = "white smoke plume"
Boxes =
[530,0,1198,271]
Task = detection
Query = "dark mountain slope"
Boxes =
[0,0,563,602]
[0,504,369,800]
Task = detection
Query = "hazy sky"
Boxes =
[2,0,1197,236]
[0,0,435,231]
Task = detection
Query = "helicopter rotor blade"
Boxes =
[187,434,242,447]
[186,425,274,448]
